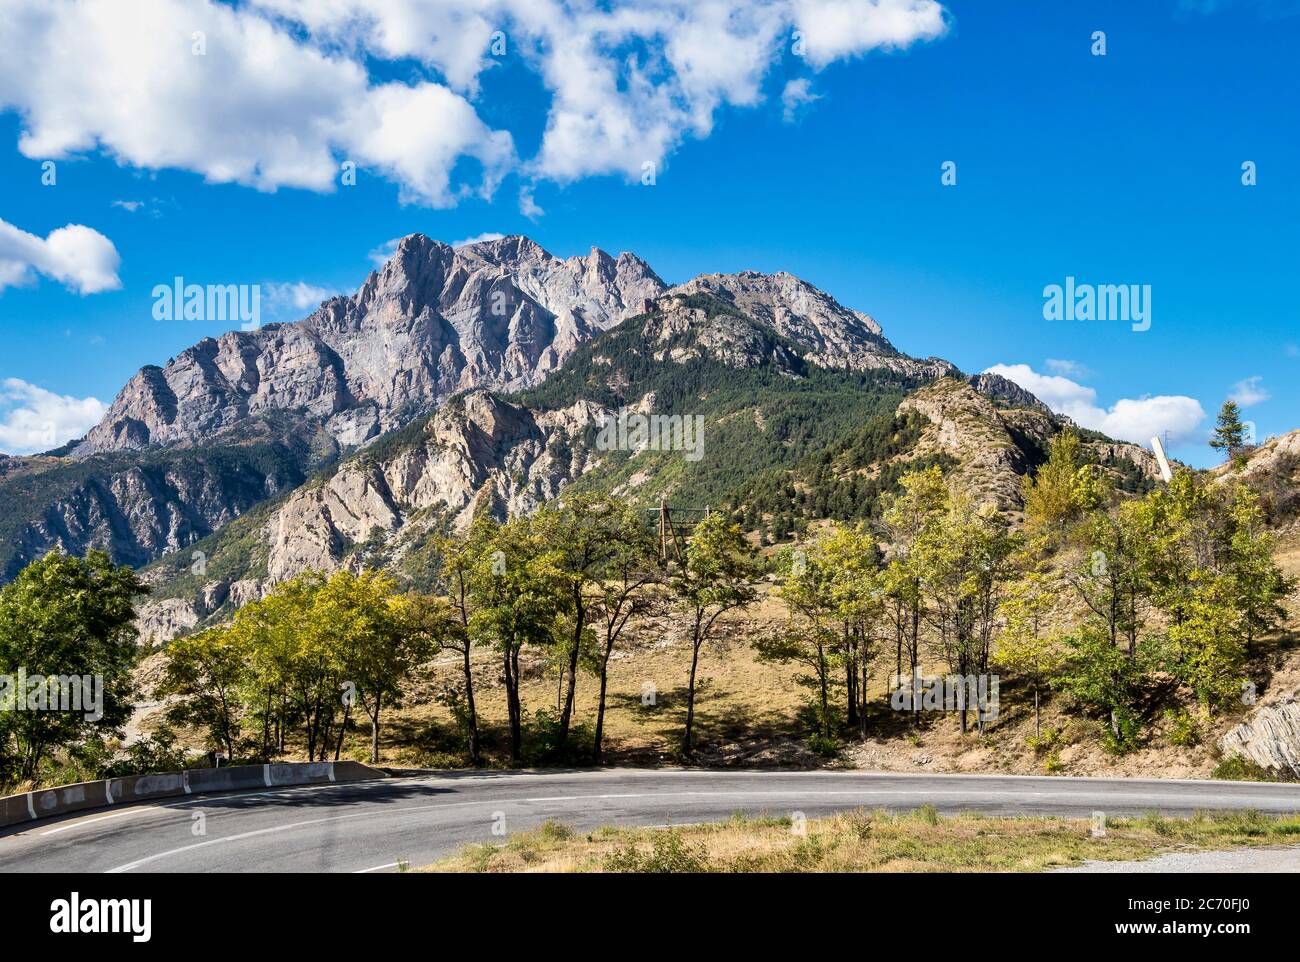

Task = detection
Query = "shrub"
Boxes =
[604,831,710,873]
[1163,709,1201,748]
[1212,754,1295,783]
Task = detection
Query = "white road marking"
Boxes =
[354,862,401,874]
[40,807,159,836]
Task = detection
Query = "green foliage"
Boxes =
[674,512,761,757]
[1025,726,1064,754]
[1052,623,1146,753]
[1209,400,1247,461]
[761,525,884,737]
[0,550,148,788]
[102,725,195,778]
[161,568,425,765]
[515,298,918,526]
[604,830,710,873]
[1211,755,1296,783]
[1021,429,1110,531]
[1162,709,1201,748]
[159,625,250,759]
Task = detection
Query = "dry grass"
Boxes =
[422,807,1300,873]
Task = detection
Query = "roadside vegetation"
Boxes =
[1,401,1296,792]
[424,807,1300,873]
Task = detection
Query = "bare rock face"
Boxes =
[642,295,804,372]
[1219,696,1300,776]
[134,597,200,647]
[72,235,666,456]
[264,391,604,581]
[670,270,955,380]
[2,446,306,582]
[966,372,1052,413]
[896,378,1156,510]
[899,378,1033,510]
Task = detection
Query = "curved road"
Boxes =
[3,768,1300,873]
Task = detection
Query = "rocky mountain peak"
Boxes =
[71,234,667,458]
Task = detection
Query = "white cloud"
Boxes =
[1229,375,1270,407]
[793,0,949,68]
[519,186,544,220]
[264,281,339,315]
[781,78,822,122]
[1044,357,1090,379]
[452,232,506,248]
[0,216,121,294]
[367,237,401,268]
[0,0,949,206]
[0,378,107,454]
[0,0,514,208]
[983,363,1206,446]
[111,200,144,213]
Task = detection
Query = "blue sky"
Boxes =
[0,0,1297,466]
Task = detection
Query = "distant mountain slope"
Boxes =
[4,234,1061,591]
[129,294,1151,644]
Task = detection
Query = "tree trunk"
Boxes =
[334,702,350,762]
[593,648,613,762]
[845,622,858,729]
[505,648,522,764]
[682,617,704,758]
[557,590,585,749]
[1034,686,1041,739]
[818,644,830,737]
[369,695,381,764]
[461,644,480,764]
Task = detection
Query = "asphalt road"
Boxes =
[3,768,1300,873]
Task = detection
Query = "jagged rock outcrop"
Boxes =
[264,391,603,580]
[966,372,1052,413]
[897,378,1160,510]
[1219,695,1300,776]
[641,294,805,372]
[672,271,956,380]
[73,235,666,456]
[898,378,1037,509]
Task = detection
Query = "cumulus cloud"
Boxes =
[0,0,949,206]
[0,0,514,207]
[984,363,1206,446]
[0,378,107,454]
[781,78,822,122]
[0,217,121,294]
[1229,375,1270,407]
[793,0,949,68]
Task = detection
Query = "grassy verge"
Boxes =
[420,808,1300,873]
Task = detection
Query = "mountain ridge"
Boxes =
[3,233,1066,595]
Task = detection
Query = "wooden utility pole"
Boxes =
[658,497,686,564]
